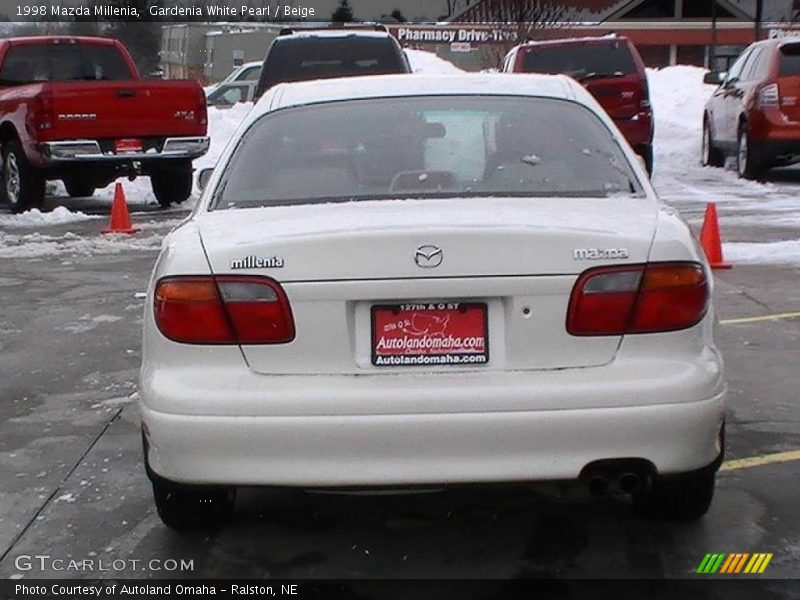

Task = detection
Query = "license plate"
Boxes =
[114,138,143,154]
[371,302,488,367]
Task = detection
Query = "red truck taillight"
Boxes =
[197,87,208,126]
[154,276,295,344]
[32,90,55,130]
[567,262,708,336]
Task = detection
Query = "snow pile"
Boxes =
[195,101,254,172]
[725,240,800,265]
[405,49,464,74]
[0,230,163,259]
[648,66,716,174]
[0,206,97,227]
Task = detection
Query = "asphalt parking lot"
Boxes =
[0,183,798,591]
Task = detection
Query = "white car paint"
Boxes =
[140,74,725,488]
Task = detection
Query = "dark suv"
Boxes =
[703,38,800,179]
[503,36,654,174]
[254,27,411,100]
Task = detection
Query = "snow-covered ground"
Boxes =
[2,59,799,265]
[405,49,465,74]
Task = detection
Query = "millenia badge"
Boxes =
[230,256,284,270]
[696,553,773,574]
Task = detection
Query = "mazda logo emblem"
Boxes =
[414,245,443,268]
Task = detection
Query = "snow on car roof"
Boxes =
[268,73,583,113]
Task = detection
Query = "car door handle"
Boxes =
[116,89,137,98]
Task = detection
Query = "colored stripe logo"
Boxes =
[697,553,773,574]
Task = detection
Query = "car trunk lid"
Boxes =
[197,197,658,374]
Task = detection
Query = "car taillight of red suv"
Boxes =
[503,36,654,175]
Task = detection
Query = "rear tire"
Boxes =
[737,125,765,179]
[2,139,45,213]
[63,176,96,198]
[632,468,716,521]
[151,161,193,208]
[702,119,725,167]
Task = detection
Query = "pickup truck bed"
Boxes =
[0,36,209,212]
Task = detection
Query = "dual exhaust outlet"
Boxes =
[581,459,655,496]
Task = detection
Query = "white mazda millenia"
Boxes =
[139,74,726,530]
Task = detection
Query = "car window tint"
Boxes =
[779,43,800,76]
[520,42,636,78]
[0,43,132,84]
[260,37,402,91]
[213,96,643,210]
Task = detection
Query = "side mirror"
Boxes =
[197,168,213,192]
[703,71,724,85]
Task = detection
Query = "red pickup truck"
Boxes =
[0,36,209,213]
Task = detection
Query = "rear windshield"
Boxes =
[521,42,637,80]
[259,37,403,92]
[779,43,800,76]
[212,95,642,210]
[0,43,133,85]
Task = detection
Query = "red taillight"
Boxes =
[197,87,208,126]
[32,90,54,130]
[567,262,708,336]
[154,276,295,344]
[758,83,780,109]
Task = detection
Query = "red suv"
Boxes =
[503,36,654,174]
[703,38,800,179]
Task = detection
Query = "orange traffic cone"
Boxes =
[700,203,731,270]
[102,183,138,234]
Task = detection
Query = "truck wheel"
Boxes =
[2,139,45,213]
[632,468,716,521]
[63,177,96,198]
[151,162,193,208]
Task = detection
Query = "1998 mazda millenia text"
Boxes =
[139,74,726,530]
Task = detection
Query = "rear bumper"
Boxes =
[140,354,726,487]
[39,136,210,164]
[142,395,725,487]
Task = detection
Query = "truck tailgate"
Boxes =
[46,80,205,140]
